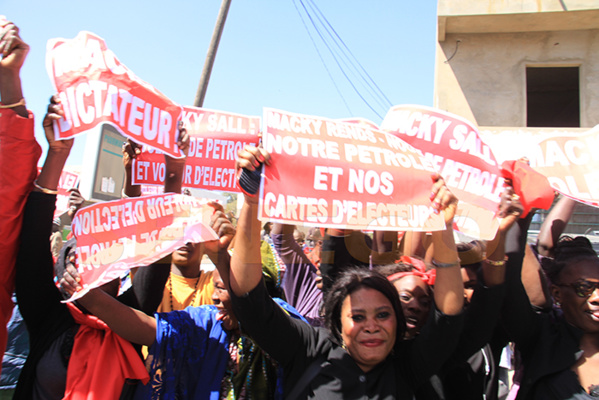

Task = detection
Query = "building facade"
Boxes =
[435,0,599,234]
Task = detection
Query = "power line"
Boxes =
[304,0,392,110]
[292,0,354,116]
[293,0,393,120]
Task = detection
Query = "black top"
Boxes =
[434,279,509,400]
[532,369,597,400]
[501,215,587,400]
[14,191,169,399]
[231,280,464,399]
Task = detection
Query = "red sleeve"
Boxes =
[0,109,41,321]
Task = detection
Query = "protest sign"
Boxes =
[338,117,381,131]
[259,108,446,232]
[54,170,81,218]
[481,125,599,207]
[381,105,504,239]
[141,185,164,196]
[68,193,218,301]
[131,106,260,192]
[46,31,184,158]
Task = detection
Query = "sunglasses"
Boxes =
[559,280,599,298]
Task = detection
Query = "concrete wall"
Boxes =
[434,1,599,128]
[439,0,599,17]
[434,1,599,236]
[435,28,599,127]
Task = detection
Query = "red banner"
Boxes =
[55,170,80,218]
[46,31,184,158]
[131,106,260,192]
[259,108,446,232]
[481,126,599,207]
[381,105,503,239]
[68,194,218,301]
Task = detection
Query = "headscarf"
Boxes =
[387,256,436,285]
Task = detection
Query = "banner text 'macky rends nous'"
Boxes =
[381,105,503,239]
[260,108,446,232]
[132,106,260,192]
[68,194,218,302]
[46,32,184,158]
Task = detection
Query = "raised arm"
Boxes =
[450,184,524,360]
[122,121,189,198]
[0,17,41,349]
[271,222,323,323]
[536,194,575,258]
[163,121,189,194]
[230,146,270,296]
[372,230,399,265]
[521,240,552,310]
[37,95,73,192]
[15,96,73,341]
[203,201,235,289]
[122,139,142,198]
[429,175,463,315]
[501,210,540,344]
[0,17,28,118]
[481,184,524,287]
[60,263,156,346]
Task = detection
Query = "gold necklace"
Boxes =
[168,274,201,311]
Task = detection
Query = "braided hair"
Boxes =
[544,236,597,284]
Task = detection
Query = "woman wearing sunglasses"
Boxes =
[503,229,599,399]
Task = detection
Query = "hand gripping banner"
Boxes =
[67,194,218,301]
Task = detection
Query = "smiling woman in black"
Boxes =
[228,146,465,399]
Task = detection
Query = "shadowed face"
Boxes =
[172,242,203,267]
[211,269,238,331]
[553,258,599,334]
[393,275,431,339]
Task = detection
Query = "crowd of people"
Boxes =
[1,15,599,400]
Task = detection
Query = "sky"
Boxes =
[3,0,439,167]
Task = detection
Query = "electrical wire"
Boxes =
[304,0,392,110]
[293,0,392,119]
[292,0,354,116]
[297,0,386,118]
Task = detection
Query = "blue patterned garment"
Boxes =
[134,301,306,400]
[135,306,230,400]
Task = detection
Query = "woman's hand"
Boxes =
[497,181,524,233]
[42,95,73,153]
[204,201,236,254]
[0,17,29,72]
[122,139,142,170]
[235,145,270,203]
[0,17,29,117]
[175,120,190,154]
[430,173,458,224]
[59,251,82,296]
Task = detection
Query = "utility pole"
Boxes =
[194,0,232,107]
